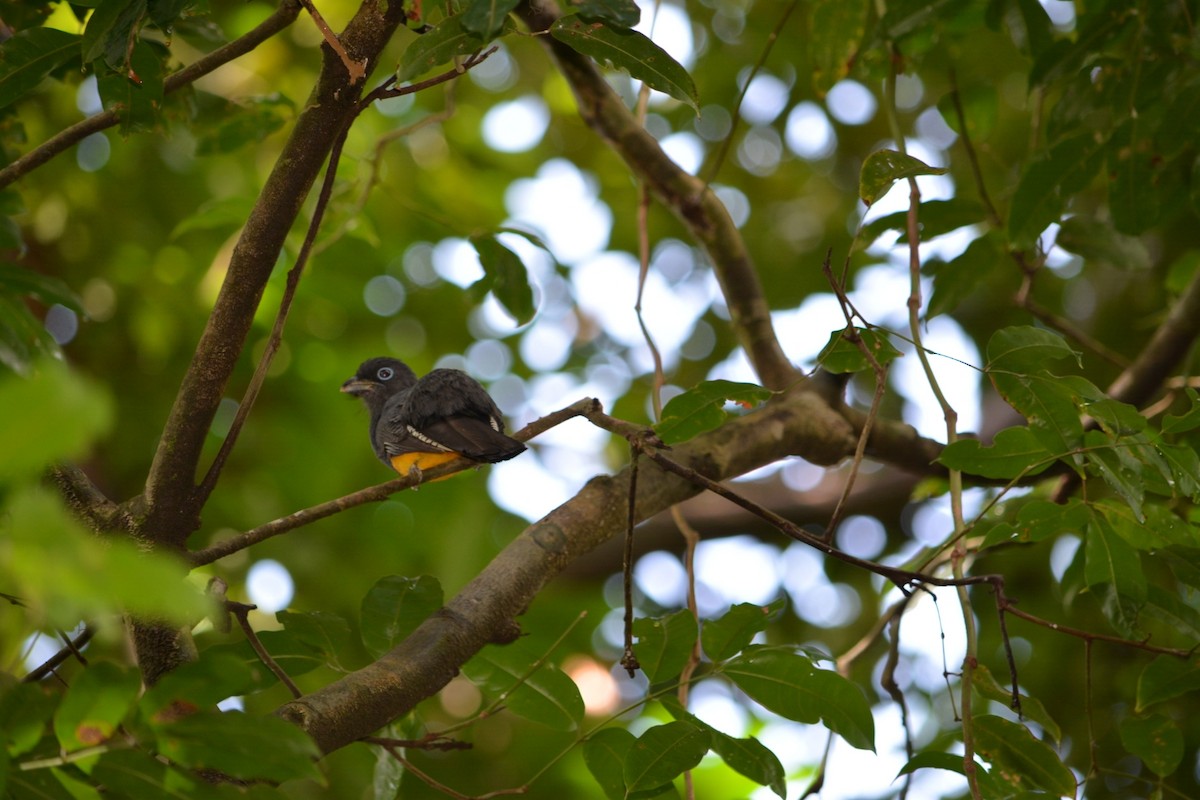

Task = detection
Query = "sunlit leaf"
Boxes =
[360,575,443,659]
[0,683,59,757]
[0,28,81,109]
[0,363,112,479]
[973,715,1076,798]
[858,149,948,207]
[985,326,1079,374]
[654,380,771,444]
[896,751,1008,798]
[633,610,697,683]
[623,720,711,792]
[550,16,699,113]
[706,728,785,798]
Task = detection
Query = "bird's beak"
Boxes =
[340,377,374,395]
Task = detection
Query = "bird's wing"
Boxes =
[375,370,525,462]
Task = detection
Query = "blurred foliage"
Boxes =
[2,0,1200,798]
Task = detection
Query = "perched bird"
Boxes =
[341,356,525,479]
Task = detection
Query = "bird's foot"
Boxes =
[407,462,424,487]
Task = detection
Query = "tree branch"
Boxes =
[518,1,798,392]
[0,0,303,190]
[140,0,409,547]
[276,390,857,753]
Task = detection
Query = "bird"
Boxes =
[341,356,526,480]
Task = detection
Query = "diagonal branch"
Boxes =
[518,2,798,392]
[0,0,303,190]
[276,389,858,753]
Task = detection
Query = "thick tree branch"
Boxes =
[141,1,409,546]
[518,2,798,392]
[276,390,857,753]
[0,1,302,190]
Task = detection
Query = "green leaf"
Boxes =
[809,0,869,94]
[0,28,81,109]
[1055,216,1151,270]
[1085,514,1146,604]
[195,94,293,156]
[937,86,998,138]
[0,263,83,312]
[633,610,698,683]
[462,0,522,40]
[623,720,711,792]
[701,600,784,662]
[925,233,1005,319]
[469,234,536,325]
[937,426,1055,479]
[816,328,901,374]
[896,751,1009,798]
[397,15,501,82]
[201,631,326,686]
[863,199,986,244]
[464,644,584,730]
[1109,120,1162,234]
[96,39,166,134]
[3,486,210,628]
[54,662,141,764]
[0,363,113,480]
[707,730,786,798]
[169,196,255,239]
[550,16,699,113]
[276,609,353,665]
[985,326,1079,374]
[140,651,260,721]
[583,728,636,800]
[82,0,147,68]
[858,149,948,207]
[1120,714,1184,777]
[725,646,875,751]
[147,0,194,31]
[153,711,321,783]
[1136,655,1200,711]
[568,0,641,27]
[1085,430,1146,523]
[1163,388,1200,435]
[972,664,1062,743]
[360,575,443,659]
[654,380,771,445]
[0,683,61,756]
[973,715,1076,797]
[1007,133,1105,247]
[90,749,197,800]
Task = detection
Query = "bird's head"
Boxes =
[340,357,417,402]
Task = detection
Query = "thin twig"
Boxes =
[188,399,598,566]
[621,444,642,677]
[228,601,303,698]
[296,0,366,83]
[22,626,96,683]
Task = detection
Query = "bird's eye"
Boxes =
[377,367,394,381]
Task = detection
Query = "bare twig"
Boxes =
[620,444,642,677]
[228,600,303,698]
[188,399,597,566]
[297,0,366,83]
[22,626,96,683]
[0,0,303,189]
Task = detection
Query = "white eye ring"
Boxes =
[377,367,394,381]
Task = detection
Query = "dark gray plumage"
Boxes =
[341,356,526,472]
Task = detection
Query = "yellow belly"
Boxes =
[389,450,461,481]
